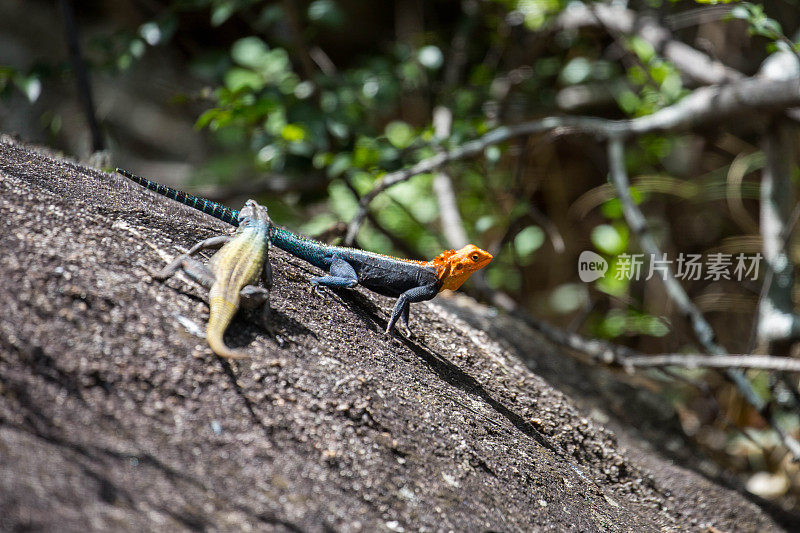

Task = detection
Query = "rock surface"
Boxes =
[0,138,792,531]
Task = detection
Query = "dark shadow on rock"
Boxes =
[399,336,563,459]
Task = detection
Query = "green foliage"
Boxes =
[591,224,628,255]
[729,2,784,41]
[514,225,545,264]
[616,36,686,116]
[726,2,800,53]
[592,308,670,339]
[0,66,41,102]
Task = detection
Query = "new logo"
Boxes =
[578,251,608,282]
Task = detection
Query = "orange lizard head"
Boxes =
[431,244,493,291]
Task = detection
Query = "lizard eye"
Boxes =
[471,254,479,262]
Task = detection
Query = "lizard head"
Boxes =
[432,244,493,291]
[238,199,271,228]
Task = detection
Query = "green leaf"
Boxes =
[139,22,162,45]
[601,199,623,219]
[485,145,501,163]
[327,153,352,178]
[591,224,628,255]
[629,36,655,63]
[597,309,627,338]
[15,75,41,103]
[385,121,415,149]
[514,225,545,260]
[224,68,263,91]
[195,109,219,130]
[475,215,496,233]
[232,37,270,69]
[353,137,380,168]
[560,57,591,85]
[617,90,640,115]
[308,0,345,27]
[730,5,749,19]
[211,2,235,26]
[281,123,306,142]
[549,283,587,314]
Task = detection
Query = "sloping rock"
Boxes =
[0,138,787,531]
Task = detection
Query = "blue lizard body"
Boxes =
[269,225,438,297]
[117,168,491,333]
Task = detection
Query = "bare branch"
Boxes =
[469,274,800,458]
[479,280,800,373]
[432,107,469,249]
[556,3,742,85]
[344,76,800,244]
[756,120,800,343]
[555,3,743,85]
[607,137,800,461]
[607,139,758,393]
[621,354,800,373]
[60,0,104,152]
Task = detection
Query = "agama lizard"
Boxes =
[117,168,492,335]
[153,199,273,359]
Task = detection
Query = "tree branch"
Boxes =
[620,354,800,373]
[555,3,743,85]
[344,76,800,244]
[757,120,800,343]
[60,0,103,152]
[607,137,800,461]
[432,106,469,249]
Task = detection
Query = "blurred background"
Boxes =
[2,0,800,512]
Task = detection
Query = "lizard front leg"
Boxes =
[153,235,231,281]
[386,283,439,335]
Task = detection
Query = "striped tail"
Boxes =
[116,168,241,227]
[206,296,248,359]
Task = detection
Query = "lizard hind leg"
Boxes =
[310,258,358,293]
[239,285,274,336]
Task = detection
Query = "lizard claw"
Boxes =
[399,323,413,338]
[310,281,328,297]
[384,322,412,338]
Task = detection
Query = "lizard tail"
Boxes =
[116,168,241,227]
[206,296,248,359]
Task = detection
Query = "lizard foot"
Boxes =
[384,323,413,338]
[399,323,413,338]
[310,282,327,297]
[148,267,168,280]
